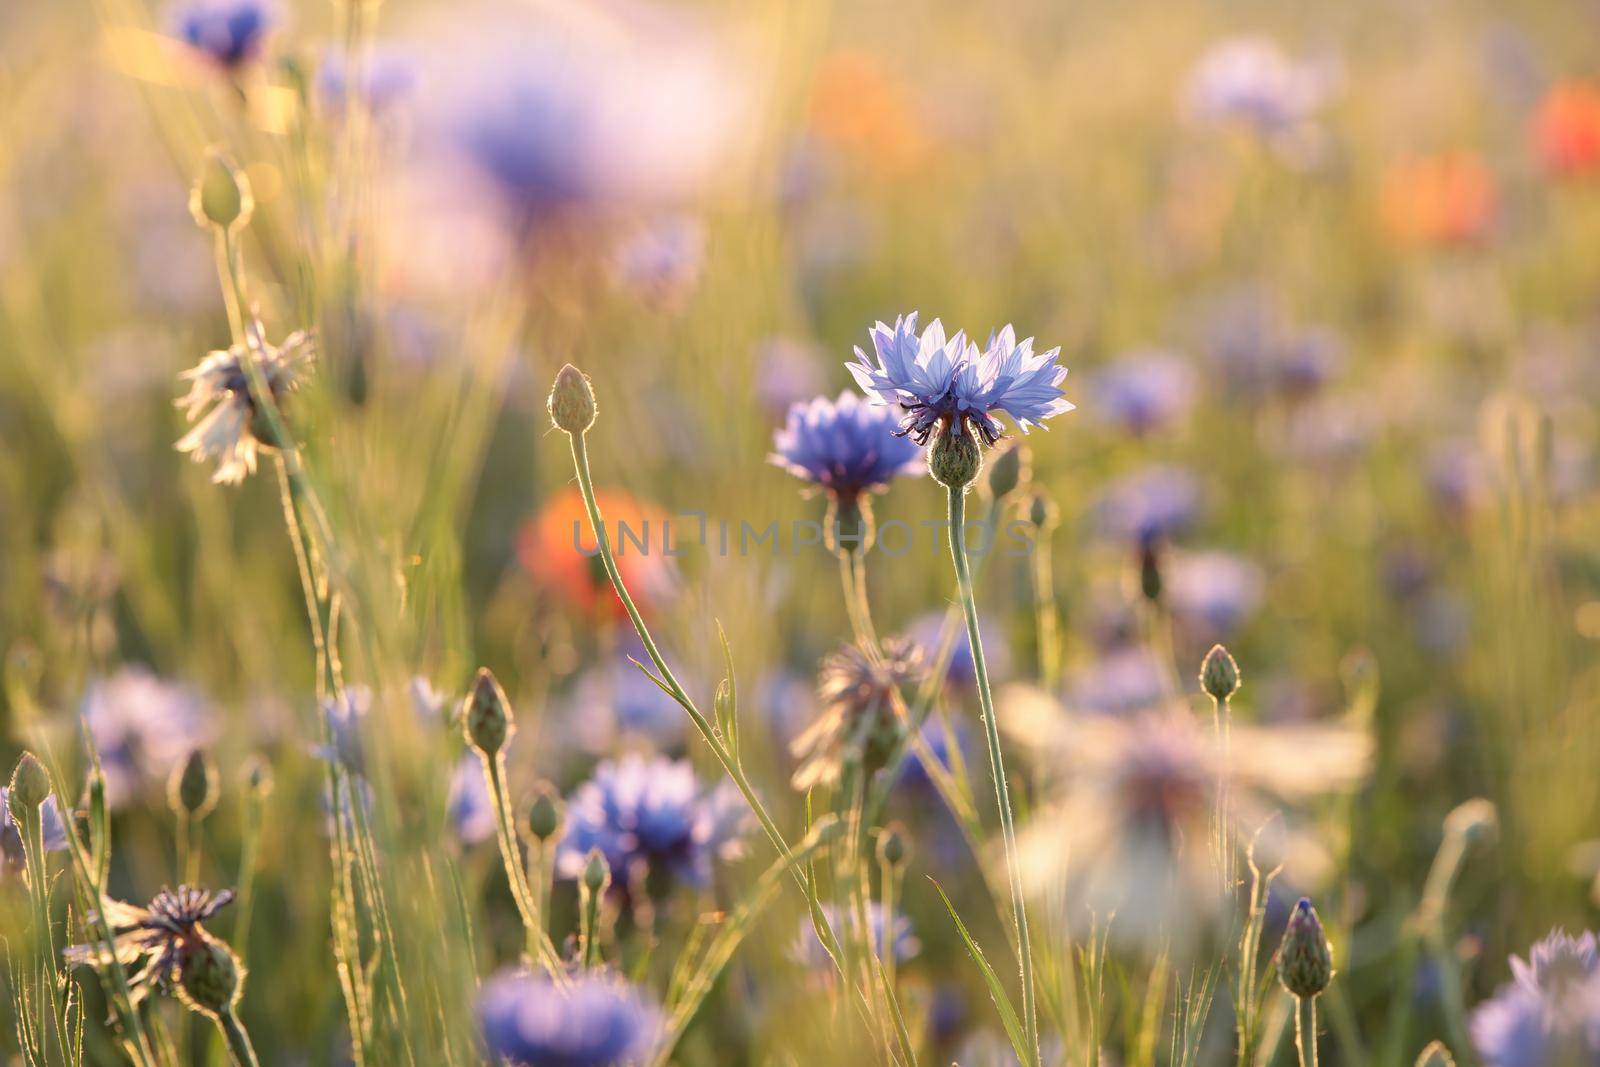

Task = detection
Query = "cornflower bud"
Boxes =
[1200,644,1241,701]
[189,150,254,232]
[8,752,51,815]
[464,668,514,757]
[1277,898,1334,999]
[171,748,219,820]
[525,784,563,843]
[548,364,597,435]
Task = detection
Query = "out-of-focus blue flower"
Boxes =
[1067,646,1167,715]
[1,789,69,875]
[82,667,214,809]
[318,46,418,119]
[556,755,749,890]
[446,756,495,845]
[1199,290,1338,399]
[568,647,688,756]
[907,612,1010,691]
[478,969,662,1067]
[755,338,827,419]
[847,313,1073,445]
[1275,329,1343,399]
[1094,466,1202,546]
[771,392,924,501]
[1427,440,1492,514]
[610,216,706,309]
[1181,36,1338,162]
[171,0,275,70]
[1167,551,1265,634]
[1091,350,1196,435]
[896,715,970,792]
[791,903,919,970]
[1471,929,1600,1067]
[315,686,373,774]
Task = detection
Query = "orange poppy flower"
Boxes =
[518,486,675,619]
[1379,152,1496,247]
[808,50,930,177]
[1533,82,1600,177]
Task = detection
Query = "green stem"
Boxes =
[483,756,564,976]
[218,1008,261,1067]
[1030,523,1061,690]
[948,484,1039,1067]
[1294,996,1319,1067]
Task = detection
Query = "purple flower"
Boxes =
[566,646,688,756]
[63,886,234,1008]
[908,612,1010,691]
[847,313,1073,445]
[1181,36,1338,160]
[792,903,919,970]
[1471,930,1600,1067]
[318,46,418,119]
[1094,466,1203,546]
[82,667,213,809]
[315,687,373,774]
[171,0,275,69]
[556,755,749,890]
[1167,551,1265,634]
[609,216,706,308]
[446,756,495,846]
[771,392,924,501]
[896,716,969,793]
[1,789,69,876]
[1091,350,1196,434]
[755,338,827,418]
[479,970,661,1067]
[1067,646,1167,715]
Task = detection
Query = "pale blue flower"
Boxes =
[1167,551,1265,634]
[171,0,275,69]
[847,313,1073,445]
[479,970,661,1067]
[771,391,923,500]
[82,667,214,809]
[792,903,919,970]
[1471,929,1600,1067]
[1,789,69,876]
[1095,466,1203,547]
[1091,350,1196,435]
[318,46,418,119]
[446,756,495,846]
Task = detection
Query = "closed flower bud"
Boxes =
[1139,541,1163,603]
[1200,644,1241,700]
[8,752,51,814]
[825,495,875,557]
[548,364,597,435]
[929,427,983,489]
[189,150,253,232]
[242,755,274,800]
[582,847,611,894]
[877,823,909,869]
[464,668,514,756]
[985,441,1028,501]
[1442,798,1497,845]
[525,784,563,842]
[1277,898,1334,999]
[177,932,243,1018]
[171,748,219,819]
[1028,491,1058,530]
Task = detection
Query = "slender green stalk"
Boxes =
[1294,997,1319,1067]
[1213,692,1234,894]
[948,484,1040,1067]
[1030,523,1061,690]
[217,1008,261,1067]
[481,756,564,976]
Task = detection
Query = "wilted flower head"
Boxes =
[1471,929,1600,1067]
[1182,36,1338,161]
[1095,465,1203,547]
[791,902,920,970]
[63,885,234,1007]
[847,313,1073,446]
[791,639,923,791]
[556,755,749,891]
[1091,350,1197,435]
[82,667,214,809]
[171,0,275,70]
[1004,697,1370,948]
[175,322,315,484]
[478,969,662,1067]
[0,789,69,876]
[771,392,924,502]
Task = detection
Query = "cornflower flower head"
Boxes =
[791,903,919,970]
[1003,697,1370,949]
[314,686,372,775]
[846,313,1073,446]
[317,46,419,121]
[567,644,689,755]
[478,969,662,1067]
[175,322,315,485]
[170,0,275,71]
[1181,36,1338,158]
[0,789,69,876]
[1166,550,1266,635]
[447,754,496,846]
[63,885,235,1008]
[1471,929,1600,1067]
[791,638,923,791]
[1091,350,1197,435]
[609,215,707,309]
[908,612,1011,692]
[556,755,749,892]
[1064,645,1168,715]
[1094,465,1203,548]
[771,391,924,503]
[82,667,214,809]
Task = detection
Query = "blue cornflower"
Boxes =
[1167,551,1265,634]
[770,391,924,502]
[82,667,214,809]
[0,789,69,876]
[568,644,688,756]
[314,686,373,774]
[479,969,661,1067]
[318,46,418,120]
[556,755,749,891]
[847,313,1073,445]
[1091,350,1196,435]
[1094,465,1203,547]
[446,755,495,846]
[1067,646,1167,715]
[1471,929,1600,1067]
[171,0,275,70]
[908,612,1011,691]
[791,903,919,970]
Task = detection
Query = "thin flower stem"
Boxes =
[218,1007,262,1067]
[947,484,1040,1067]
[1030,531,1061,690]
[1214,694,1234,895]
[482,756,564,977]
[1293,996,1318,1067]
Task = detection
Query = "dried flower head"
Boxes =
[175,322,315,484]
[791,639,923,790]
[64,885,235,1007]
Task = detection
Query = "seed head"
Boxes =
[548,364,597,435]
[464,668,514,757]
[170,748,219,820]
[929,426,983,489]
[8,752,51,814]
[177,931,243,1018]
[1200,644,1241,701]
[189,150,254,233]
[1277,898,1334,999]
